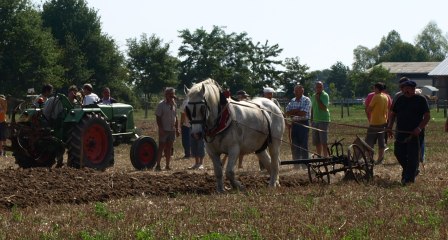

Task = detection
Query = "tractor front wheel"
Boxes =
[130,136,158,170]
[68,114,114,170]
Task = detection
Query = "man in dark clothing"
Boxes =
[387,80,430,185]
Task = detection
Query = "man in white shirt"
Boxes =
[82,83,100,106]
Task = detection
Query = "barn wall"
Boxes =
[434,76,448,100]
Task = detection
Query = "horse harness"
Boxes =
[186,95,272,153]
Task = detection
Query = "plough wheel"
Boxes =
[307,163,330,184]
[348,144,373,183]
[130,136,158,170]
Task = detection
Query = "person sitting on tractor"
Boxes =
[82,83,100,106]
[67,85,80,105]
[33,84,53,108]
[43,85,82,125]
[99,87,117,104]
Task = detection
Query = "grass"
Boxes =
[1,104,448,239]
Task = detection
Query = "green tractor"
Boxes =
[5,93,157,170]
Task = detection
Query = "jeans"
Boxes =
[191,136,205,158]
[394,133,422,183]
[291,120,309,160]
[181,126,191,157]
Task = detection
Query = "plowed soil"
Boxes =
[0,119,313,210]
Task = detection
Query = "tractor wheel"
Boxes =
[67,114,114,170]
[130,136,158,170]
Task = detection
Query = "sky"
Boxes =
[86,0,448,71]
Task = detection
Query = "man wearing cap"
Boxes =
[82,83,100,106]
[155,87,180,171]
[387,80,430,185]
[0,94,7,157]
[310,81,330,157]
[390,76,426,164]
[263,87,280,108]
[285,84,311,168]
[236,90,250,101]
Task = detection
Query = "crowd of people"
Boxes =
[1,78,446,187]
[281,76,435,186]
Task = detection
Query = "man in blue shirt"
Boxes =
[286,84,311,169]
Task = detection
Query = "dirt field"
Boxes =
[0,119,316,210]
[0,118,409,210]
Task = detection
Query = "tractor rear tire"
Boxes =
[67,114,114,170]
[130,136,158,170]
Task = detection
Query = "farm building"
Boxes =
[428,58,448,99]
[377,62,440,87]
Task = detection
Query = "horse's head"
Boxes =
[185,79,223,139]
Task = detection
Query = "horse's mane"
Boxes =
[190,78,221,91]
[189,78,222,100]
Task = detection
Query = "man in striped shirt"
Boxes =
[286,84,311,168]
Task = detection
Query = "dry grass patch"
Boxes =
[0,106,447,239]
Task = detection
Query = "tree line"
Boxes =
[1,0,447,106]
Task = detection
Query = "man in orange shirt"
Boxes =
[0,94,7,157]
[365,82,389,163]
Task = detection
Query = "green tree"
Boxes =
[280,57,310,98]
[415,21,448,61]
[327,62,351,98]
[380,42,428,62]
[377,30,402,58]
[350,66,396,97]
[0,0,63,95]
[352,45,378,72]
[42,0,127,91]
[247,40,283,93]
[126,33,179,104]
[178,26,233,87]
[178,26,283,96]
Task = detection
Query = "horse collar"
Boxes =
[206,103,232,137]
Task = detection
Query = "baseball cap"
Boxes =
[400,80,417,88]
[236,90,249,97]
[263,87,275,93]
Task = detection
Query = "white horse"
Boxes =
[185,79,285,192]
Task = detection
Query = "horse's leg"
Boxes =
[268,141,281,187]
[210,153,225,193]
[257,150,271,173]
[225,151,244,191]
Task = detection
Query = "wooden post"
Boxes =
[144,100,148,119]
[340,99,344,118]
[444,99,447,118]
[437,99,440,113]
[346,101,350,117]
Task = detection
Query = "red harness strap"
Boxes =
[206,104,232,137]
